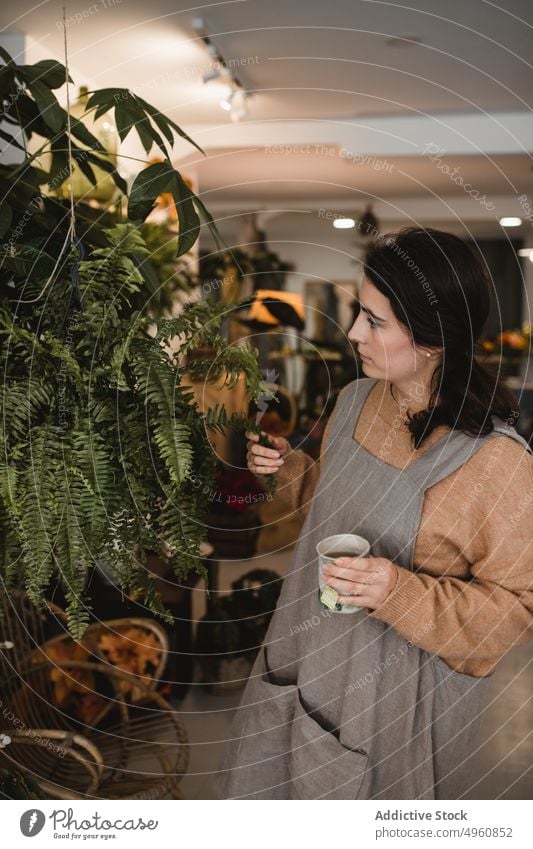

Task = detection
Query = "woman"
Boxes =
[217,227,533,800]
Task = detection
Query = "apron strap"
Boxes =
[406,420,532,491]
[324,378,377,448]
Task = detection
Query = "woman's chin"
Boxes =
[360,358,383,377]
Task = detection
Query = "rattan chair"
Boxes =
[0,591,189,799]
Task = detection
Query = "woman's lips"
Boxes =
[359,352,372,361]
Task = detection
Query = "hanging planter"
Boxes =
[0,48,270,638]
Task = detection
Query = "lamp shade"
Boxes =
[246,290,305,329]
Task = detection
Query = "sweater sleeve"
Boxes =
[368,437,533,678]
[265,386,350,518]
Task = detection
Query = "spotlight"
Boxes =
[220,90,234,110]
[333,218,355,229]
[229,88,248,122]
[192,17,206,34]
[499,217,522,227]
[193,16,249,118]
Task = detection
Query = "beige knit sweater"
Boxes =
[273,379,533,677]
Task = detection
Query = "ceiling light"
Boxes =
[192,17,206,35]
[220,91,234,111]
[499,217,522,227]
[518,248,533,262]
[194,17,249,118]
[229,88,248,122]
[333,218,355,229]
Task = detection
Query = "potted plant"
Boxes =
[0,48,270,638]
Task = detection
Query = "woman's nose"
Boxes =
[347,314,364,344]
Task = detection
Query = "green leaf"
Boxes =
[128,162,207,257]
[191,192,227,252]
[85,87,126,112]
[0,244,55,279]
[28,166,50,186]
[114,98,140,143]
[170,171,200,258]
[19,60,72,89]
[128,161,173,223]
[5,93,43,140]
[0,126,24,154]
[86,89,203,158]
[25,79,66,134]
[115,96,167,156]
[69,115,106,153]
[84,150,127,194]
[0,61,15,94]
[49,135,69,187]
[134,95,205,156]
[0,46,15,67]
[133,97,174,148]
[72,149,97,186]
[135,116,164,156]
[128,97,170,157]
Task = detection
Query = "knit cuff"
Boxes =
[270,449,313,499]
[369,564,424,632]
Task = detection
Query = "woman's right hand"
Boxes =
[245,430,290,475]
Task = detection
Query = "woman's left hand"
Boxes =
[320,556,399,610]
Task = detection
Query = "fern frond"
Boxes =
[18,422,62,604]
[132,354,193,487]
[0,218,263,637]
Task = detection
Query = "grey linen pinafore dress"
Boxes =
[217,377,532,800]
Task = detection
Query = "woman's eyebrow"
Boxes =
[359,301,386,322]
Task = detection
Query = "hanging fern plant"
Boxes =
[0,49,269,638]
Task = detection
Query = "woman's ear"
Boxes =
[420,346,443,358]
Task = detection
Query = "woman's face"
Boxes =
[347,276,436,383]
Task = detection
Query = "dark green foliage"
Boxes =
[0,51,268,637]
[137,221,197,315]
[128,160,224,258]
[0,48,228,296]
[1,224,268,638]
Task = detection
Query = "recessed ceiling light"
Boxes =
[220,95,233,111]
[518,248,533,261]
[229,89,248,122]
[499,217,522,227]
[385,34,424,47]
[333,218,355,229]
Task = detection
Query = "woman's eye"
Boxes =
[367,317,378,329]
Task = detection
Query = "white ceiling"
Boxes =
[2,0,532,220]
[2,0,532,124]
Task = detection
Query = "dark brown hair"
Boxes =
[363,227,520,449]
